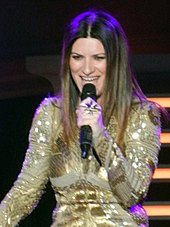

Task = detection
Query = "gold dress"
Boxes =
[0,97,161,227]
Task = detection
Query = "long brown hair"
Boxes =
[60,10,146,148]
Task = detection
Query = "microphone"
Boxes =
[80,83,96,159]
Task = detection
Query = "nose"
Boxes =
[82,59,95,75]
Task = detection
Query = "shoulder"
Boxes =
[31,95,62,128]
[35,95,62,115]
[131,99,161,126]
[30,95,62,137]
[125,99,161,148]
[39,94,62,109]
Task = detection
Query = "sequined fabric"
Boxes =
[0,97,161,227]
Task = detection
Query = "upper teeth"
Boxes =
[81,76,98,81]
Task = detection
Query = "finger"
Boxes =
[80,97,96,107]
[80,100,102,113]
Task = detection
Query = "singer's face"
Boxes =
[69,38,106,101]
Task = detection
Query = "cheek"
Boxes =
[70,60,80,74]
[100,62,107,73]
[70,68,81,91]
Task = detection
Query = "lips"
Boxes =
[80,76,99,82]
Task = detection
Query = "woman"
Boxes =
[0,10,161,226]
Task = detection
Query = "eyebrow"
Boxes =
[70,52,106,55]
[70,52,82,55]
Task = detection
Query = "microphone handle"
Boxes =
[80,125,92,159]
[80,83,96,159]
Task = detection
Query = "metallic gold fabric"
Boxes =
[0,97,161,227]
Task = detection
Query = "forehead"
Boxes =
[71,38,105,54]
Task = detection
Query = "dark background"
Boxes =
[0,1,169,226]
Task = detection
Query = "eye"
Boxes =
[71,54,83,60]
[94,55,106,61]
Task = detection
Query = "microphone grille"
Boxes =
[81,83,96,101]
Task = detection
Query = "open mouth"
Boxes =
[80,76,99,82]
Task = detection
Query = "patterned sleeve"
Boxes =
[0,98,54,226]
[96,101,161,208]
